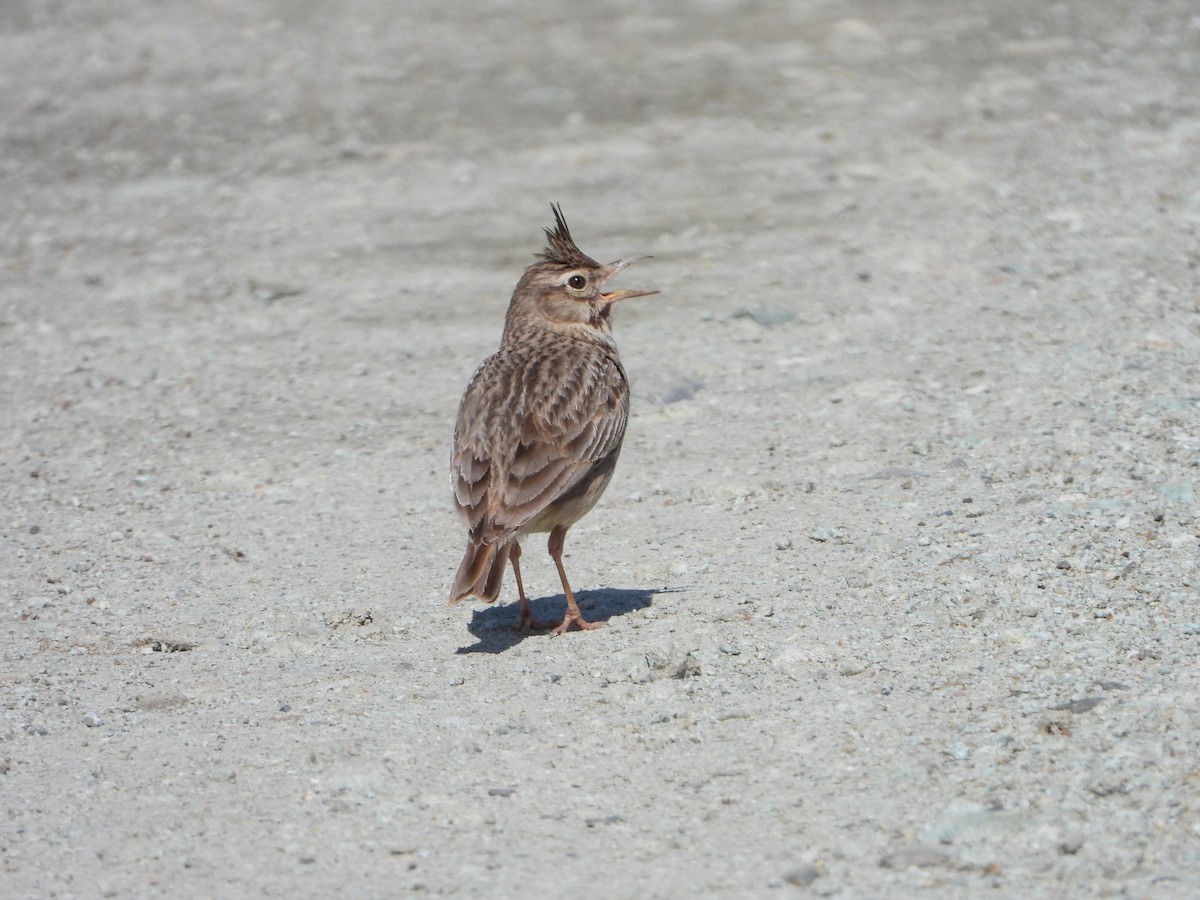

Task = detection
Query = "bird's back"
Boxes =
[451,327,628,546]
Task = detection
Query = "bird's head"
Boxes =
[507,204,656,335]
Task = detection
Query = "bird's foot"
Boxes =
[550,613,604,635]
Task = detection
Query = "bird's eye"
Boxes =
[567,274,587,290]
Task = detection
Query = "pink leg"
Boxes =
[509,542,554,632]
[547,526,602,635]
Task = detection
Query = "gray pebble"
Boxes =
[637,370,703,407]
[82,713,102,728]
[879,846,951,869]
[1052,697,1103,714]
[733,306,797,327]
[1058,832,1086,855]
[783,863,823,887]
[942,741,970,760]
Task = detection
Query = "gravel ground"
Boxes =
[3,1,1199,897]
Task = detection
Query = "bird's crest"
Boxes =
[536,204,600,270]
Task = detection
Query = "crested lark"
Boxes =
[449,205,656,634]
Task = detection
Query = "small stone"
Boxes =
[733,306,797,327]
[1055,559,1072,570]
[782,864,823,887]
[838,660,867,676]
[1052,697,1103,714]
[628,644,701,682]
[942,741,970,760]
[82,713,102,728]
[487,787,514,798]
[1058,832,1086,855]
[776,538,793,550]
[879,846,951,869]
[637,370,703,407]
[1086,776,1129,797]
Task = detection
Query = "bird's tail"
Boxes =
[448,539,510,605]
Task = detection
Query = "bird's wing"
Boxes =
[451,348,628,543]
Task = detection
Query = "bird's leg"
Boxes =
[547,525,602,634]
[509,542,553,632]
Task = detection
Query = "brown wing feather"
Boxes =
[451,342,628,545]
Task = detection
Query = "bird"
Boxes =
[448,204,656,634]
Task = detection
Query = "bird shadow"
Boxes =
[454,586,667,654]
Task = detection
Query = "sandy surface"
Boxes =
[3,0,1200,896]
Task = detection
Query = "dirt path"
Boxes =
[3,1,1198,896]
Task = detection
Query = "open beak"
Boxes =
[598,255,658,303]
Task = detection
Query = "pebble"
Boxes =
[82,713,102,728]
[879,846,951,869]
[838,660,867,676]
[782,864,823,887]
[1052,697,1103,714]
[942,741,970,760]
[776,538,793,550]
[1058,832,1086,855]
[626,645,701,682]
[637,370,703,407]
[732,306,797,327]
